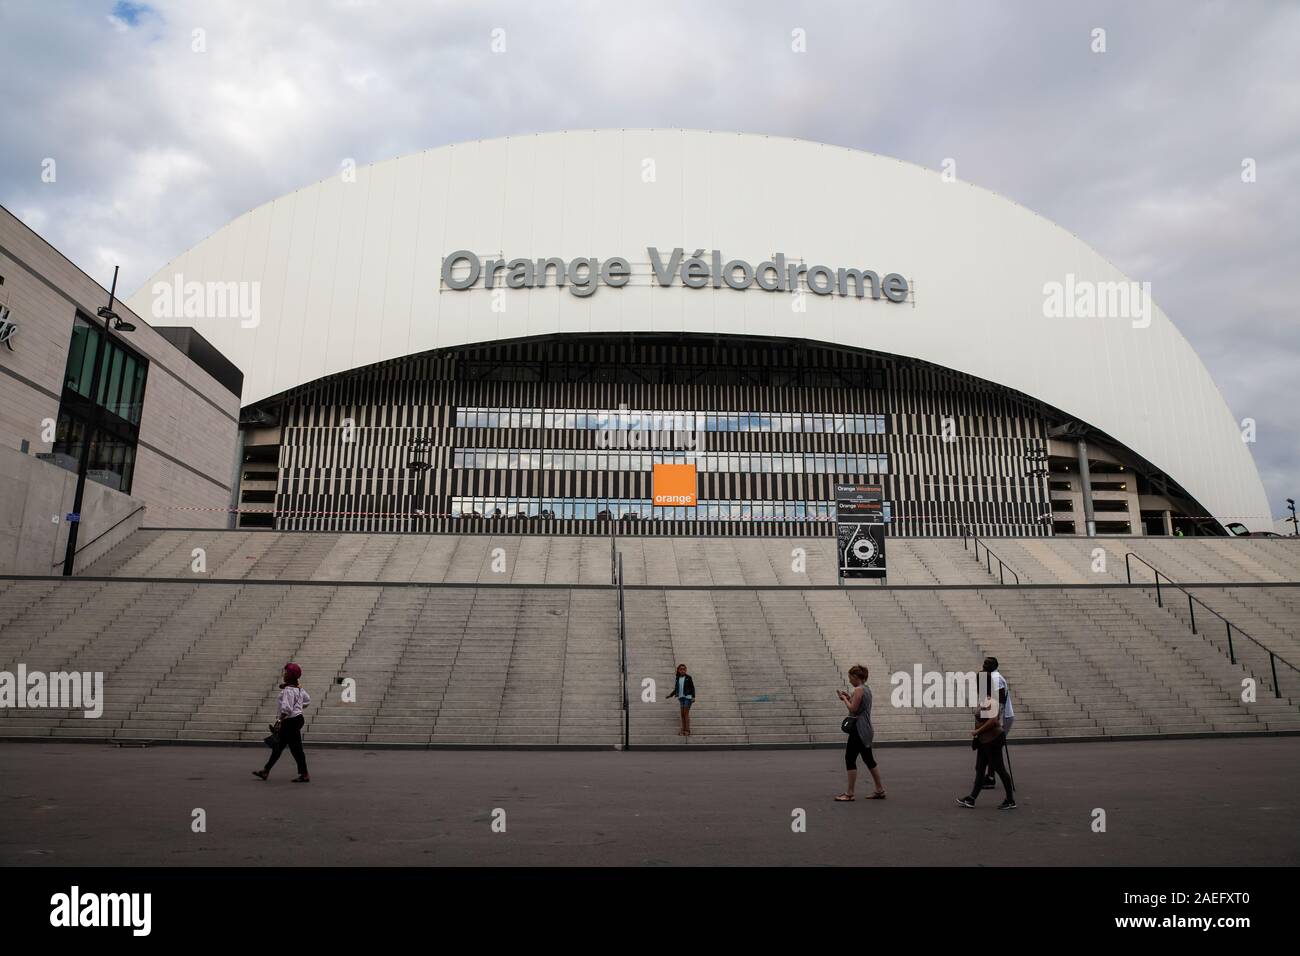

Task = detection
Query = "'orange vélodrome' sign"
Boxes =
[652,463,697,506]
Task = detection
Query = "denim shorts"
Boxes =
[678,697,694,709]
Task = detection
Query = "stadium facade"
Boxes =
[124,130,1271,538]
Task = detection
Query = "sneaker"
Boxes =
[956,796,977,808]
[251,770,268,780]
[998,798,1017,810]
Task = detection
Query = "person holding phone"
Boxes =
[835,665,886,801]
[666,663,696,736]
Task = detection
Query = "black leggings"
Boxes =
[970,738,1011,800]
[845,728,877,771]
[265,714,308,776]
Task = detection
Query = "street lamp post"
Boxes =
[61,266,134,576]
[406,436,435,529]
[1288,498,1298,537]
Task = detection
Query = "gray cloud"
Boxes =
[2,0,1296,517]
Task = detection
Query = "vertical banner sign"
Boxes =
[652,463,697,506]
[835,483,886,578]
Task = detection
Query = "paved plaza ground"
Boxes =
[1,737,1297,866]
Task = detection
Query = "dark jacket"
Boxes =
[667,674,697,699]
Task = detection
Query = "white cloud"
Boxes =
[2,0,1297,513]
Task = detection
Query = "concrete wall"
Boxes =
[0,204,240,536]
[0,444,145,574]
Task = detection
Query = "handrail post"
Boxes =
[1125,552,1132,585]
[618,553,629,750]
[999,561,1004,585]
[1125,551,1298,695]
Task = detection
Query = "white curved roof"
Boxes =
[126,129,1269,529]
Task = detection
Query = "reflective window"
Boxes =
[454,406,885,435]
[449,497,851,522]
[55,316,149,493]
[452,448,887,474]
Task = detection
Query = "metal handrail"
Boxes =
[1124,552,1299,700]
[51,504,146,570]
[616,552,629,749]
[960,527,1020,585]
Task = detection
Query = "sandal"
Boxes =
[834,793,855,802]
[867,790,887,799]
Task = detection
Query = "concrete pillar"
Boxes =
[228,425,246,530]
[1162,510,1173,537]
[1076,439,1096,537]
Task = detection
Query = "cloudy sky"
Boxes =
[2,0,1297,519]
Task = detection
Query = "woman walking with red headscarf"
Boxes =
[253,663,311,782]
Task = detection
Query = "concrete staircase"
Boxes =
[1141,586,1300,684]
[4,530,1298,748]
[622,586,1300,746]
[0,580,619,745]
[977,537,1300,585]
[79,529,1008,586]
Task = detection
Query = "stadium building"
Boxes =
[3,133,1297,755]
[124,130,1271,539]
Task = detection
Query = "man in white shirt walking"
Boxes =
[981,656,1013,790]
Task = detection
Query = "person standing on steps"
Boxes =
[253,663,311,782]
[835,664,886,802]
[980,656,1013,790]
[666,663,696,736]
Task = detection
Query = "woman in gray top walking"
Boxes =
[835,664,886,801]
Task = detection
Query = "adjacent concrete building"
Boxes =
[0,205,241,572]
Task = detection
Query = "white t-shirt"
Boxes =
[991,671,1014,721]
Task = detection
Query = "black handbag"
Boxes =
[841,690,862,733]
[264,723,281,749]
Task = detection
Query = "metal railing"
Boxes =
[961,527,1020,584]
[615,552,629,749]
[1124,552,1299,700]
[51,504,146,571]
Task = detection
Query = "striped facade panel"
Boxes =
[270,336,1050,536]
